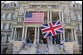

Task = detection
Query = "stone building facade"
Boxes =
[1,1,82,54]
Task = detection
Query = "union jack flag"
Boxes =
[41,20,64,38]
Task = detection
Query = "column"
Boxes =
[14,27,16,40]
[60,33,63,41]
[62,11,64,23]
[50,11,52,21]
[37,27,39,43]
[34,27,37,43]
[47,11,49,22]
[74,29,78,44]
[25,27,27,40]
[22,27,25,40]
[59,11,61,21]
[11,27,14,40]
[71,29,74,42]
[63,28,65,42]
[47,38,50,44]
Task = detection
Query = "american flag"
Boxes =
[24,12,44,23]
[41,20,64,38]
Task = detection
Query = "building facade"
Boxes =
[1,1,82,54]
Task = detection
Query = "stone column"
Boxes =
[59,11,61,21]
[50,11,52,21]
[37,27,40,43]
[25,27,27,40]
[22,27,25,40]
[74,29,78,44]
[47,38,50,44]
[11,27,14,40]
[63,28,65,42]
[34,27,37,43]
[47,11,49,22]
[71,29,74,42]
[60,33,63,41]
[62,11,64,23]
[14,27,16,40]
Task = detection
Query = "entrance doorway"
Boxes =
[26,27,35,43]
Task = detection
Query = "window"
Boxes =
[77,36,82,45]
[42,5,47,8]
[47,5,52,8]
[2,13,6,19]
[1,34,6,43]
[76,15,78,20]
[3,3,10,8]
[11,13,14,19]
[6,34,11,43]
[32,5,36,8]
[18,18,23,23]
[7,13,11,19]
[9,23,12,30]
[6,13,8,19]
[78,25,80,31]
[3,23,8,30]
[76,24,80,31]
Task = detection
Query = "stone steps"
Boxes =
[39,44,47,54]
[18,44,36,54]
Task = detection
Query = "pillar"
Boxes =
[74,29,78,44]
[47,11,49,22]
[62,11,64,23]
[59,11,61,21]
[34,27,37,43]
[50,11,52,21]
[47,38,50,44]
[71,29,74,42]
[14,27,16,40]
[63,28,65,42]
[22,27,25,40]
[60,33,63,41]
[25,27,27,40]
[37,27,39,43]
